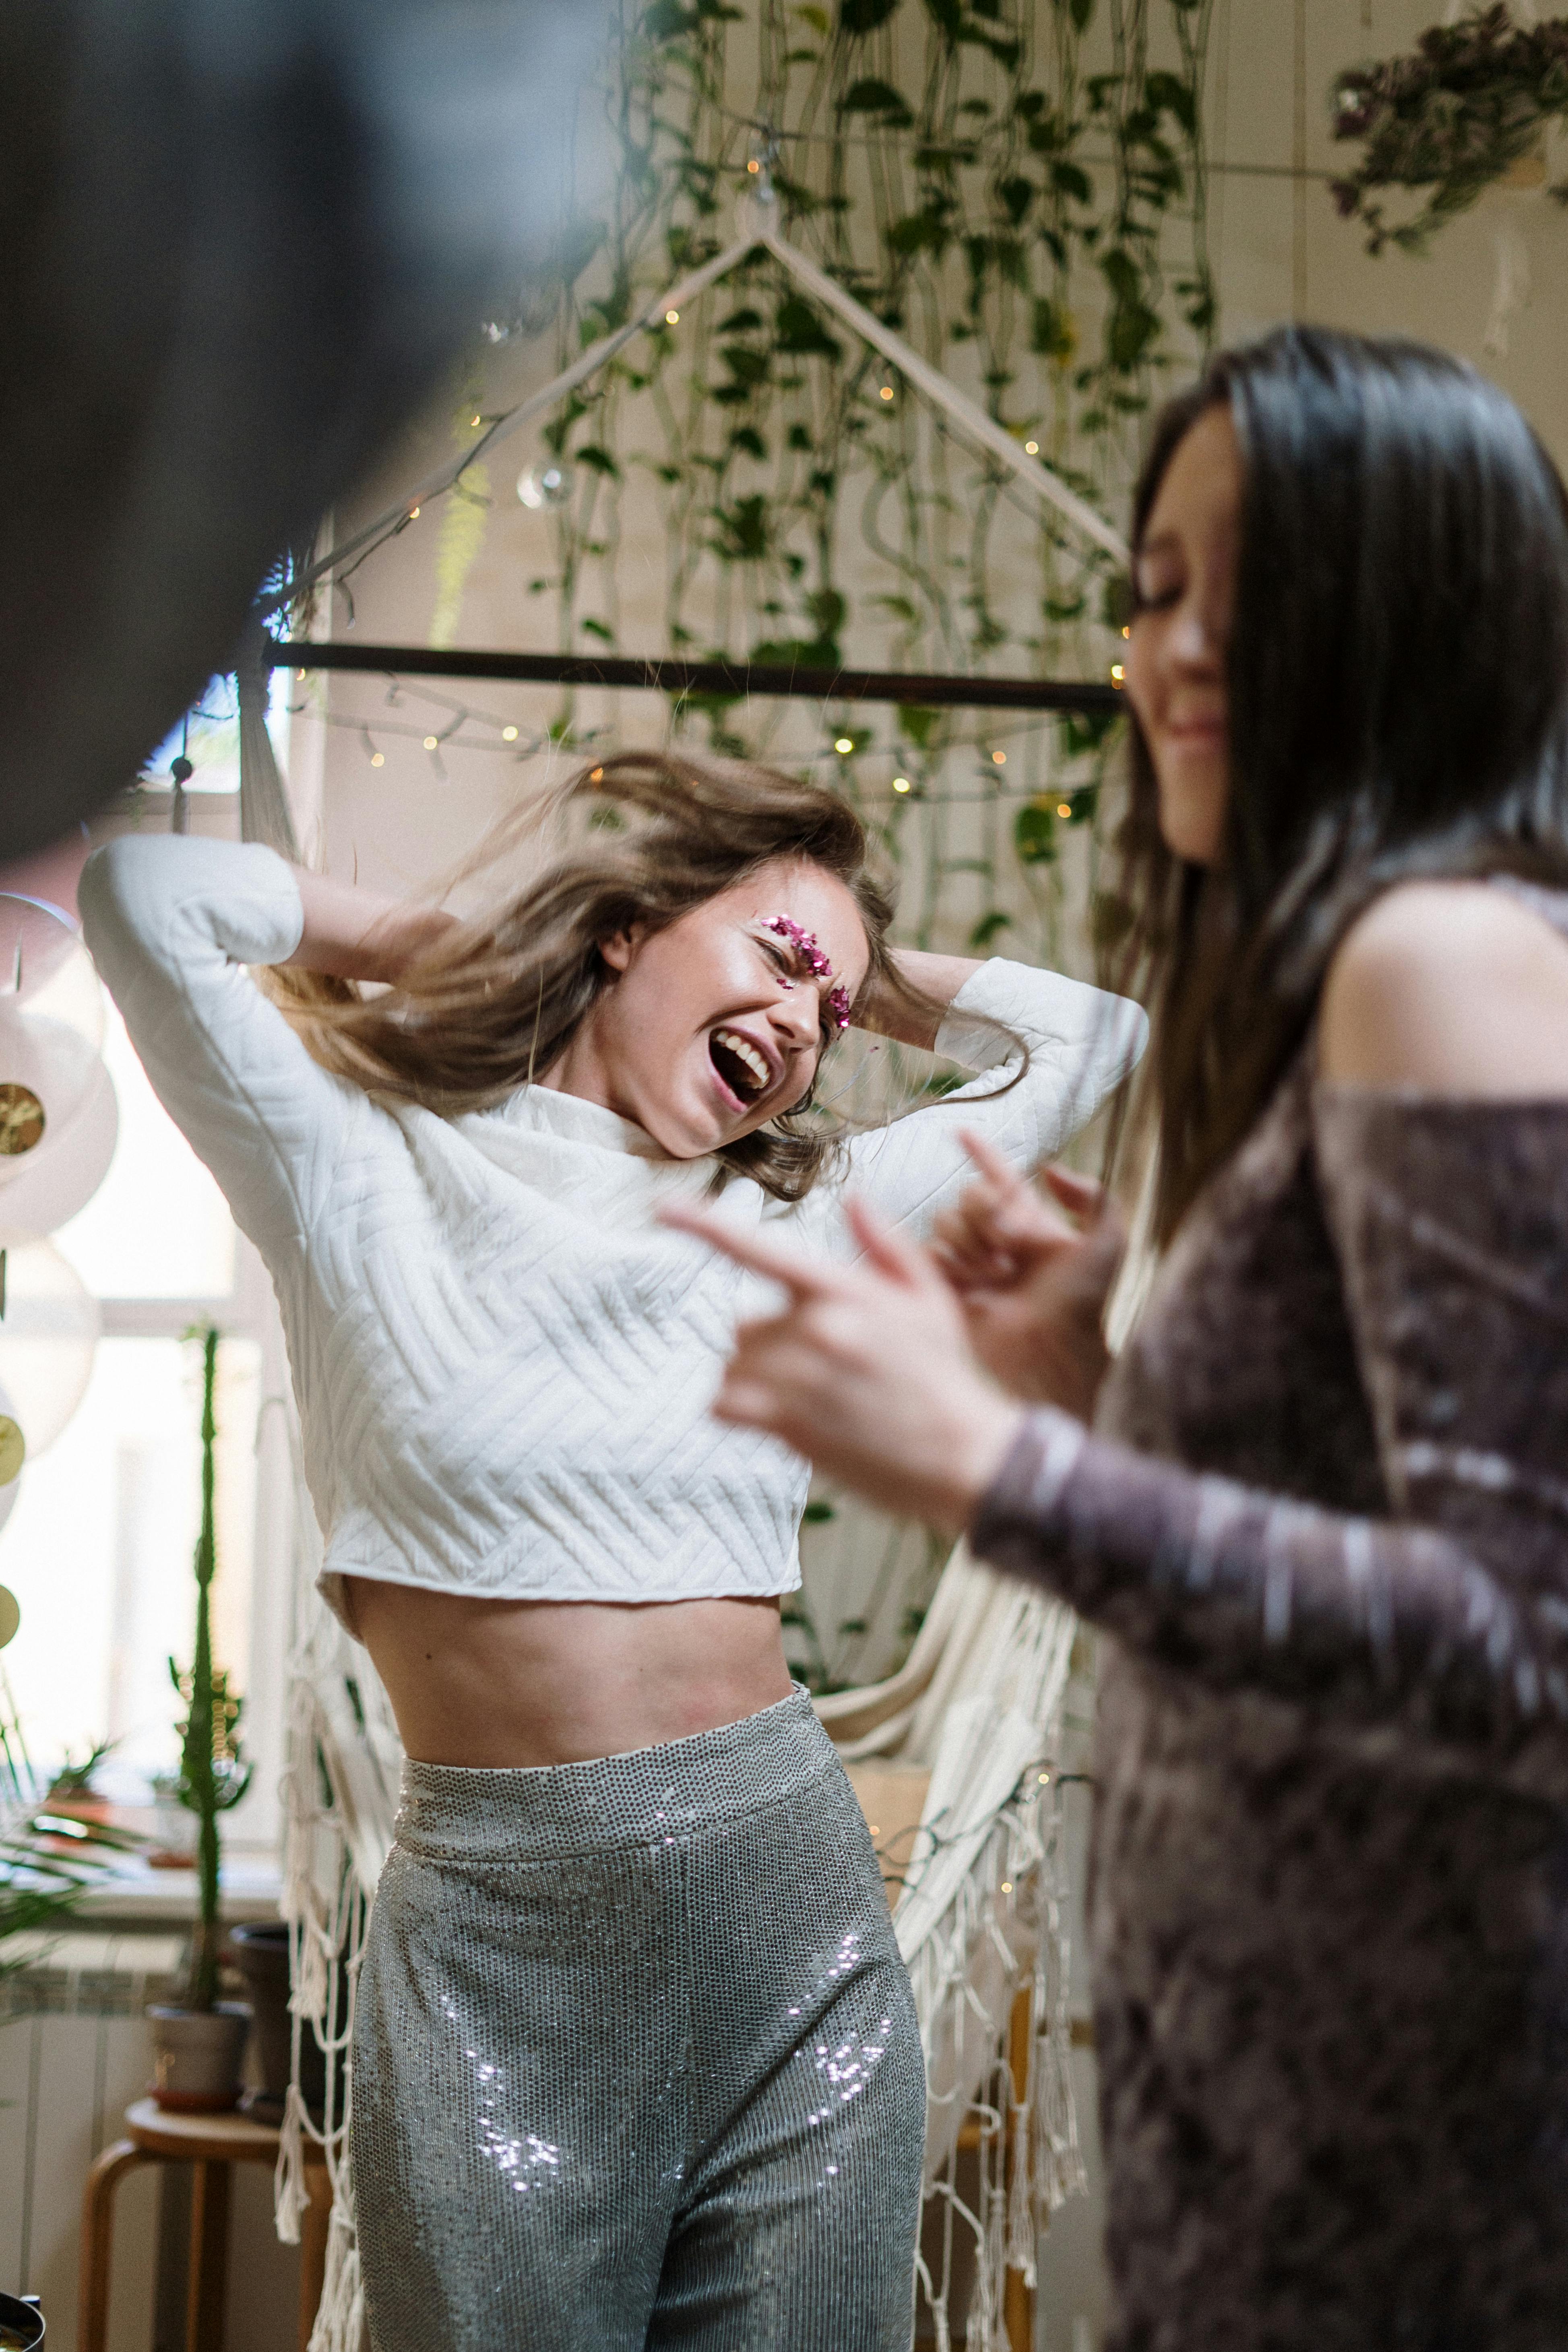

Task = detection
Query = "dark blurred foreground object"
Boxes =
[0,0,607,858]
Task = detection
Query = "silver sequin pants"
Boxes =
[352,1686,926,2351]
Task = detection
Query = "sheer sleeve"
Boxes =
[79,833,356,1254]
[837,959,1147,1238]
[969,1090,1568,1795]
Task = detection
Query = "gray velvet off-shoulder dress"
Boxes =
[971,884,1568,2350]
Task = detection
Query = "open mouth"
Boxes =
[709,1027,773,1112]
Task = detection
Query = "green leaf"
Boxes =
[1143,70,1196,134]
[1050,159,1092,202]
[642,0,697,39]
[1100,246,1143,303]
[806,587,847,636]
[921,0,962,39]
[775,296,842,360]
[841,76,914,122]
[1031,296,1076,362]
[802,1497,837,1523]
[575,444,621,479]
[580,618,615,642]
[840,0,901,31]
[999,175,1035,225]
[887,210,951,258]
[897,703,941,750]
[1060,708,1123,756]
[729,426,767,459]
[969,909,1014,949]
[717,307,765,334]
[721,344,771,387]
[1014,800,1058,865]
[1107,299,1160,369]
[1069,0,1093,25]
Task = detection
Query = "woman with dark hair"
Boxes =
[78,750,1142,2351]
[671,329,1568,2346]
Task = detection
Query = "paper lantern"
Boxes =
[0,1010,103,1173]
[0,1064,118,1235]
[0,896,104,1051]
[0,1235,100,1456]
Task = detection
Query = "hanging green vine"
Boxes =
[471,0,1215,975]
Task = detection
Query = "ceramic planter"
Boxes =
[229,1922,291,2125]
[147,2002,250,2112]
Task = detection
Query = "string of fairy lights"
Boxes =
[140,655,1104,818]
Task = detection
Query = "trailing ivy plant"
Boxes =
[471,0,1217,975]
[1332,4,1568,256]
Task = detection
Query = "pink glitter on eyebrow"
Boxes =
[764,914,852,1032]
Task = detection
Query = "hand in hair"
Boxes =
[279,865,460,985]
[930,1131,1123,1420]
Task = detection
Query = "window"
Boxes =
[0,828,288,1849]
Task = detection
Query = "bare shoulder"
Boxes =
[1319,878,1568,1097]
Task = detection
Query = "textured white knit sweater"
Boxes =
[81,835,1145,1627]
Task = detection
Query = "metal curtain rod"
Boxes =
[268,641,1122,716]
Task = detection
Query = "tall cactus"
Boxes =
[171,1328,251,2010]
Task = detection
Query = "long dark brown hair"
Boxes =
[1109,326,1568,1242]
[274,748,1018,1202]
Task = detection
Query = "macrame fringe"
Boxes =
[309,2198,365,2352]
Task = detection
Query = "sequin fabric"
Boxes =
[352,1687,925,2350]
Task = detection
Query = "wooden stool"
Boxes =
[79,2099,333,2352]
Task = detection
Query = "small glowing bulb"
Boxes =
[423,734,438,750]
[1037,1771,1050,1784]
[747,158,760,173]
[502,725,519,742]
[835,736,854,755]
[665,309,680,326]
[868,1823,880,1835]
[992,749,1007,766]
[1000,1881,1013,1895]
[589,766,605,783]
[408,505,421,519]
[1024,439,1039,455]
[1058,802,1072,818]
[369,752,385,768]
[1110,663,1125,684]
[471,413,482,427]
[879,385,894,401]
[892,776,912,794]
[1122,624,1131,638]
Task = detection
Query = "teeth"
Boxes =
[714,1029,771,1094]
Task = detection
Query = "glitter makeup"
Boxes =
[764,915,853,1032]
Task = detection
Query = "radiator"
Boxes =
[0,1934,299,2352]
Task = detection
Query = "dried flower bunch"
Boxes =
[1331,4,1568,255]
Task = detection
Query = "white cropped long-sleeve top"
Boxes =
[80,835,1146,1632]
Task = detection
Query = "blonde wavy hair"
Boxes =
[271,748,1021,1203]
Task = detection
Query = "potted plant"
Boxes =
[147,1329,253,2111]
[1331,6,1568,255]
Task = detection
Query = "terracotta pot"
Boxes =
[0,2294,43,2350]
[147,2003,250,2112]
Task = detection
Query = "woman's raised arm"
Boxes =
[80,834,365,1254]
[835,953,1147,1239]
[281,866,457,984]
